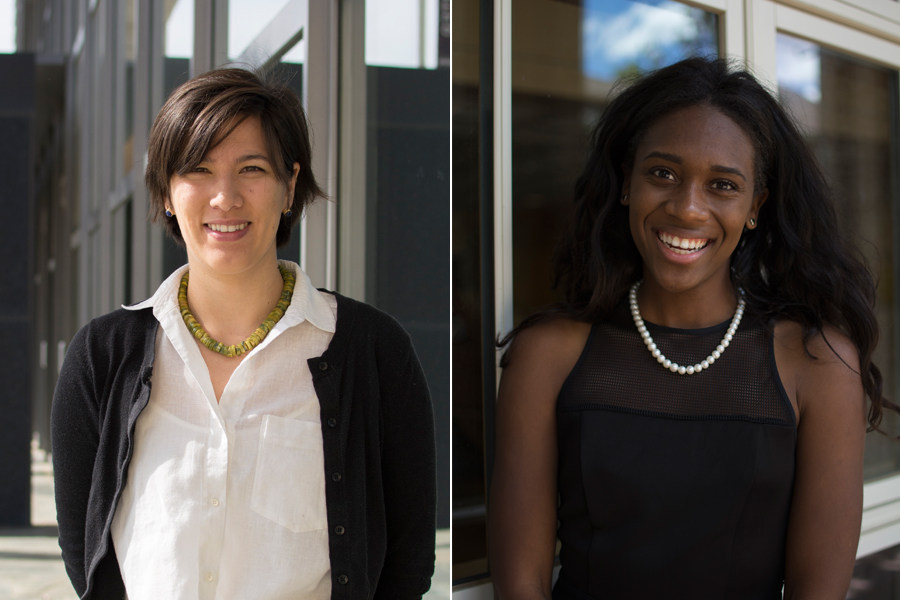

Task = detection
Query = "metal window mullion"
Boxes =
[301,0,337,289]
[97,0,114,316]
[744,0,778,93]
[477,0,497,513]
[337,0,367,300]
[147,0,165,291]
[193,0,212,74]
[775,4,900,70]
[130,0,152,301]
[723,0,745,61]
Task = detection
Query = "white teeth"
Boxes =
[658,231,708,252]
[208,223,247,233]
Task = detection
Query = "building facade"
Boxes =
[453,0,900,597]
[12,0,450,529]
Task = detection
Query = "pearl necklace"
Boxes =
[629,281,745,375]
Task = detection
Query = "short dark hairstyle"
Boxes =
[145,68,325,247]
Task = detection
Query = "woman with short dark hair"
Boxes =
[52,68,436,600]
[489,57,897,599]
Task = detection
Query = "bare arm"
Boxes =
[488,320,591,600]
[776,323,867,600]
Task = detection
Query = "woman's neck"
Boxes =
[635,278,739,329]
[184,260,287,346]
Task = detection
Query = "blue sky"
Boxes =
[581,0,717,81]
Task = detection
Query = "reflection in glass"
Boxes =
[227,0,292,60]
[162,0,194,275]
[123,0,135,175]
[365,0,439,69]
[451,0,484,582]
[164,0,193,94]
[847,544,900,599]
[776,33,900,481]
[511,0,718,325]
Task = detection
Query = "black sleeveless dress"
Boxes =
[553,300,796,600]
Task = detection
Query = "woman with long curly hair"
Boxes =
[488,56,897,599]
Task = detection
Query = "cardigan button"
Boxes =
[335,525,345,535]
[332,472,342,482]
[318,361,328,371]
[338,574,349,585]
[327,418,337,428]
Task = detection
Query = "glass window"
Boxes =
[0,0,15,53]
[161,0,194,275]
[847,543,900,598]
[164,0,193,94]
[511,0,719,324]
[122,0,134,176]
[451,0,484,581]
[227,0,293,60]
[776,33,900,481]
[365,0,440,69]
[364,41,451,538]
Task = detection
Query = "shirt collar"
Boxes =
[123,260,336,335]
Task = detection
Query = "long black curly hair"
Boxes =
[501,56,898,433]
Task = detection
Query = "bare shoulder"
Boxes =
[504,317,593,380]
[498,318,592,415]
[773,320,864,423]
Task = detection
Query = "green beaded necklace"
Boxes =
[178,265,296,358]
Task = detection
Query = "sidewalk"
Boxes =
[0,448,450,599]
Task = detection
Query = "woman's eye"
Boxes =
[713,180,737,191]
[242,165,264,172]
[651,168,675,180]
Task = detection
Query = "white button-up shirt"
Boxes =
[110,260,335,600]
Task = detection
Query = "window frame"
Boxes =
[454,0,900,595]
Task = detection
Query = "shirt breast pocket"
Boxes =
[250,414,328,533]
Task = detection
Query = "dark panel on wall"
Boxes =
[367,66,450,528]
[0,53,36,527]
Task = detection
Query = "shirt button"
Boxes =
[205,573,214,582]
[334,525,345,535]
[338,574,349,585]
[332,472,342,482]
[211,498,219,507]
[327,418,336,428]
[318,361,328,371]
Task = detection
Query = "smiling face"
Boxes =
[623,104,768,301]
[166,116,299,278]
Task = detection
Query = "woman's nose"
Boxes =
[665,182,709,222]
[209,174,243,211]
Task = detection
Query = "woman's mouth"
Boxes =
[657,231,710,255]
[207,222,248,233]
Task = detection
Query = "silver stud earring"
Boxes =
[621,195,629,205]
[748,217,757,227]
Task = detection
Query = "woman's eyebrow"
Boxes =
[710,164,746,181]
[643,151,746,182]
[642,150,682,164]
[237,153,271,163]
[202,153,272,163]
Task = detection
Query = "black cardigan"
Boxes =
[51,292,436,599]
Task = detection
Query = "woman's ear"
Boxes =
[748,188,769,227]
[285,162,300,212]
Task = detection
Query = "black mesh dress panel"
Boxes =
[553,299,796,600]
